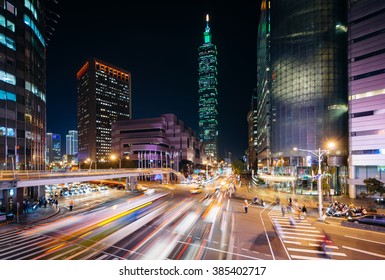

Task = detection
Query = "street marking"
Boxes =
[277,224,316,229]
[177,240,263,260]
[290,254,326,260]
[279,232,324,238]
[309,243,339,249]
[278,228,319,233]
[284,241,301,245]
[288,247,347,257]
[95,254,109,260]
[344,235,385,246]
[0,236,47,257]
[274,221,312,226]
[342,246,385,259]
[283,236,324,242]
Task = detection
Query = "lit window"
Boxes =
[0,70,16,85]
[6,2,17,15]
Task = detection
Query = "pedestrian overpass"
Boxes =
[0,168,184,191]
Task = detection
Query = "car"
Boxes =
[375,197,385,204]
[189,186,203,194]
[144,188,155,195]
[347,214,385,227]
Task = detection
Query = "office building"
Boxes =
[348,0,385,198]
[0,0,50,171]
[254,0,349,193]
[198,14,219,161]
[77,58,132,166]
[111,114,205,170]
[254,0,271,172]
[46,133,61,165]
[66,130,78,156]
[0,0,58,213]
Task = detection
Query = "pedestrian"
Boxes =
[244,199,251,213]
[54,199,58,209]
[276,197,280,205]
[281,204,286,217]
[69,199,74,211]
[301,205,307,217]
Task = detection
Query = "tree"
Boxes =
[363,178,384,197]
[232,159,246,176]
[363,178,385,210]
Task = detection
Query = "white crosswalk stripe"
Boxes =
[270,209,347,260]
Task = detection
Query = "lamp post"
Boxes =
[85,158,95,171]
[110,155,121,169]
[110,154,129,169]
[293,143,335,222]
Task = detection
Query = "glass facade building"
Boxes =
[66,130,78,156]
[255,0,271,172]
[348,0,385,198]
[198,15,218,161]
[270,0,348,159]
[0,0,48,171]
[46,132,61,164]
[77,58,131,166]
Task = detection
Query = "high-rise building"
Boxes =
[66,130,78,156]
[254,0,271,172]
[198,14,219,161]
[0,0,59,213]
[77,58,132,166]
[254,0,349,193]
[0,0,50,171]
[348,0,385,198]
[46,133,61,164]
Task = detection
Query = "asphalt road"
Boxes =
[0,177,384,260]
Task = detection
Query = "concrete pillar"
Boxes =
[125,177,130,191]
[349,165,356,198]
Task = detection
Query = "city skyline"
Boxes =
[46,0,261,159]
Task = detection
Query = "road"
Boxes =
[0,176,384,260]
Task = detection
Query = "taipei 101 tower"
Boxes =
[198,14,219,161]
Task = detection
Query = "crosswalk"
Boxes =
[0,228,59,260]
[270,208,347,260]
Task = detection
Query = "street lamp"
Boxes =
[293,142,335,222]
[110,154,129,169]
[85,158,95,171]
[110,155,121,169]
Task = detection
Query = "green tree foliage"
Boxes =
[232,159,245,175]
[363,178,385,197]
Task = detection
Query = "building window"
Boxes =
[0,15,15,32]
[0,70,16,85]
[0,33,16,50]
[5,1,17,15]
[0,89,16,101]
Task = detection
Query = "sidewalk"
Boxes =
[232,180,385,217]
[0,205,60,233]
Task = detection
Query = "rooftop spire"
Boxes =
[203,14,212,44]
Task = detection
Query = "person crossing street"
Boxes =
[69,199,74,211]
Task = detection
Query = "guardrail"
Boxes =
[0,168,185,190]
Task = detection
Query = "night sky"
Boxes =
[46,0,261,159]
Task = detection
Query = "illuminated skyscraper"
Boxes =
[66,130,78,156]
[253,0,349,192]
[254,0,271,172]
[77,58,132,166]
[46,133,61,164]
[0,0,54,171]
[198,14,218,160]
[348,0,385,198]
